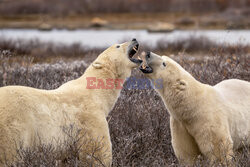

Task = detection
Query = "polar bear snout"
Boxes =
[127,39,142,64]
[139,51,153,73]
[139,63,153,73]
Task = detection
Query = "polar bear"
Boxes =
[139,52,250,165]
[0,39,142,166]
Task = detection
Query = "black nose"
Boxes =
[132,38,137,42]
[139,65,153,74]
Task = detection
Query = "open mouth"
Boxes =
[128,43,142,64]
[139,51,154,73]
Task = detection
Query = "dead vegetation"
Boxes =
[0,0,249,16]
[4,125,108,167]
[0,38,249,166]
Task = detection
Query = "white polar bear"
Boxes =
[139,52,250,165]
[0,39,142,166]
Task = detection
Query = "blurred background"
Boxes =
[0,0,250,48]
[0,1,249,166]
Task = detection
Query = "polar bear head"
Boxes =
[92,39,142,72]
[138,52,193,90]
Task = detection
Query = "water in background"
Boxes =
[1,29,250,48]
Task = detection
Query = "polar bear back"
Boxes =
[214,79,250,111]
[214,79,250,149]
[0,86,81,148]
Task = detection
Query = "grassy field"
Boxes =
[0,9,250,30]
[0,38,249,166]
[0,0,249,30]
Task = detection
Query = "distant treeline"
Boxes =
[0,0,249,16]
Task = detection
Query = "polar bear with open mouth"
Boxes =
[139,52,250,165]
[0,39,142,166]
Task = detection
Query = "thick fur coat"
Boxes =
[139,52,250,165]
[0,40,140,166]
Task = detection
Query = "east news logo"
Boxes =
[86,77,163,90]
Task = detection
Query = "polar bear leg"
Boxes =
[192,126,234,166]
[170,117,200,165]
[78,116,112,166]
[96,126,112,167]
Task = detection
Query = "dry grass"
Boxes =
[0,0,249,16]
[155,36,250,54]
[1,36,250,64]
[0,39,102,64]
[4,125,109,167]
[1,1,249,30]
[0,38,249,166]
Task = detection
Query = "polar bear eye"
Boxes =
[116,45,120,48]
[163,62,166,67]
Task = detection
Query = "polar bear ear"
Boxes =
[179,80,187,86]
[177,79,187,91]
[92,61,103,69]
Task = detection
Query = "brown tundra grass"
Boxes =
[0,38,249,166]
[0,0,248,15]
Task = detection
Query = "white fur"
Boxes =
[0,41,138,165]
[142,53,250,165]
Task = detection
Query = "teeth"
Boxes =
[133,47,138,52]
